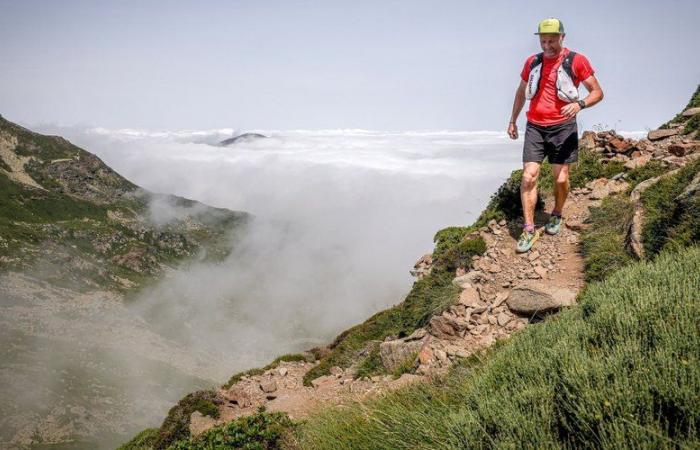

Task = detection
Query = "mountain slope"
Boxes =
[0,114,250,292]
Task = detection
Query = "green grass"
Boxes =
[293,245,700,450]
[581,195,636,281]
[166,408,293,450]
[626,159,670,189]
[641,159,700,256]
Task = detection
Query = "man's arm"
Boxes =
[561,75,604,118]
[508,80,527,139]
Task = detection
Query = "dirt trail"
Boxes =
[188,189,598,436]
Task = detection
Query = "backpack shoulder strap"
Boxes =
[561,50,578,82]
[530,52,544,70]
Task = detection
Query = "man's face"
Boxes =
[539,33,564,57]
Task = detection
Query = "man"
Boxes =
[507,17,604,253]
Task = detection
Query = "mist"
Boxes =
[57,126,525,341]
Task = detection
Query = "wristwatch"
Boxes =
[577,100,586,109]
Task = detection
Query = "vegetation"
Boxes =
[294,245,700,449]
[641,159,700,256]
[166,408,293,450]
[153,390,223,450]
[581,195,635,281]
[117,428,159,450]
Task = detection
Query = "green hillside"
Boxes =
[0,115,249,292]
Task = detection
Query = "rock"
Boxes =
[565,219,588,232]
[506,284,577,315]
[405,327,428,341]
[417,343,435,365]
[608,137,633,153]
[676,172,700,204]
[278,367,288,377]
[682,107,700,117]
[379,338,425,372]
[587,178,629,200]
[410,253,433,279]
[580,131,596,150]
[458,286,481,307]
[624,154,652,170]
[329,366,343,376]
[226,388,252,408]
[497,312,512,327]
[452,271,484,289]
[190,411,217,436]
[527,251,540,262]
[429,314,469,340]
[648,128,680,141]
[533,266,548,279]
[434,349,448,362]
[260,379,277,393]
[668,142,700,157]
[498,219,507,226]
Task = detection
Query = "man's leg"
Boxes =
[521,162,541,230]
[551,163,570,215]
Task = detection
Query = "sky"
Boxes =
[1,0,699,132]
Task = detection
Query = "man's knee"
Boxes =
[553,165,570,186]
[521,169,539,190]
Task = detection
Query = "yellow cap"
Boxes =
[535,18,565,35]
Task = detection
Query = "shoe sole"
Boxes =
[545,226,561,235]
[516,232,540,253]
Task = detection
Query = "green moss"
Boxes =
[166,408,293,450]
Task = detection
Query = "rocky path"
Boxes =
[189,192,597,437]
[192,121,700,437]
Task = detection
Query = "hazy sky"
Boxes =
[1,0,698,131]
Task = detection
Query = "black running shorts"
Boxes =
[523,118,579,164]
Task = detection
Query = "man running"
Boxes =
[507,18,604,253]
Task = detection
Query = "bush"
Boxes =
[294,246,700,449]
[167,408,293,450]
[642,159,700,256]
[153,390,222,450]
[117,428,159,450]
[581,195,635,281]
[434,236,487,272]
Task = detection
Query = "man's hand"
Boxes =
[508,122,518,140]
[560,102,582,118]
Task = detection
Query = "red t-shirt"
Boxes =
[520,48,595,126]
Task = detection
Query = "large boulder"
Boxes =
[506,284,577,315]
[379,337,425,372]
[682,107,700,117]
[648,128,680,141]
